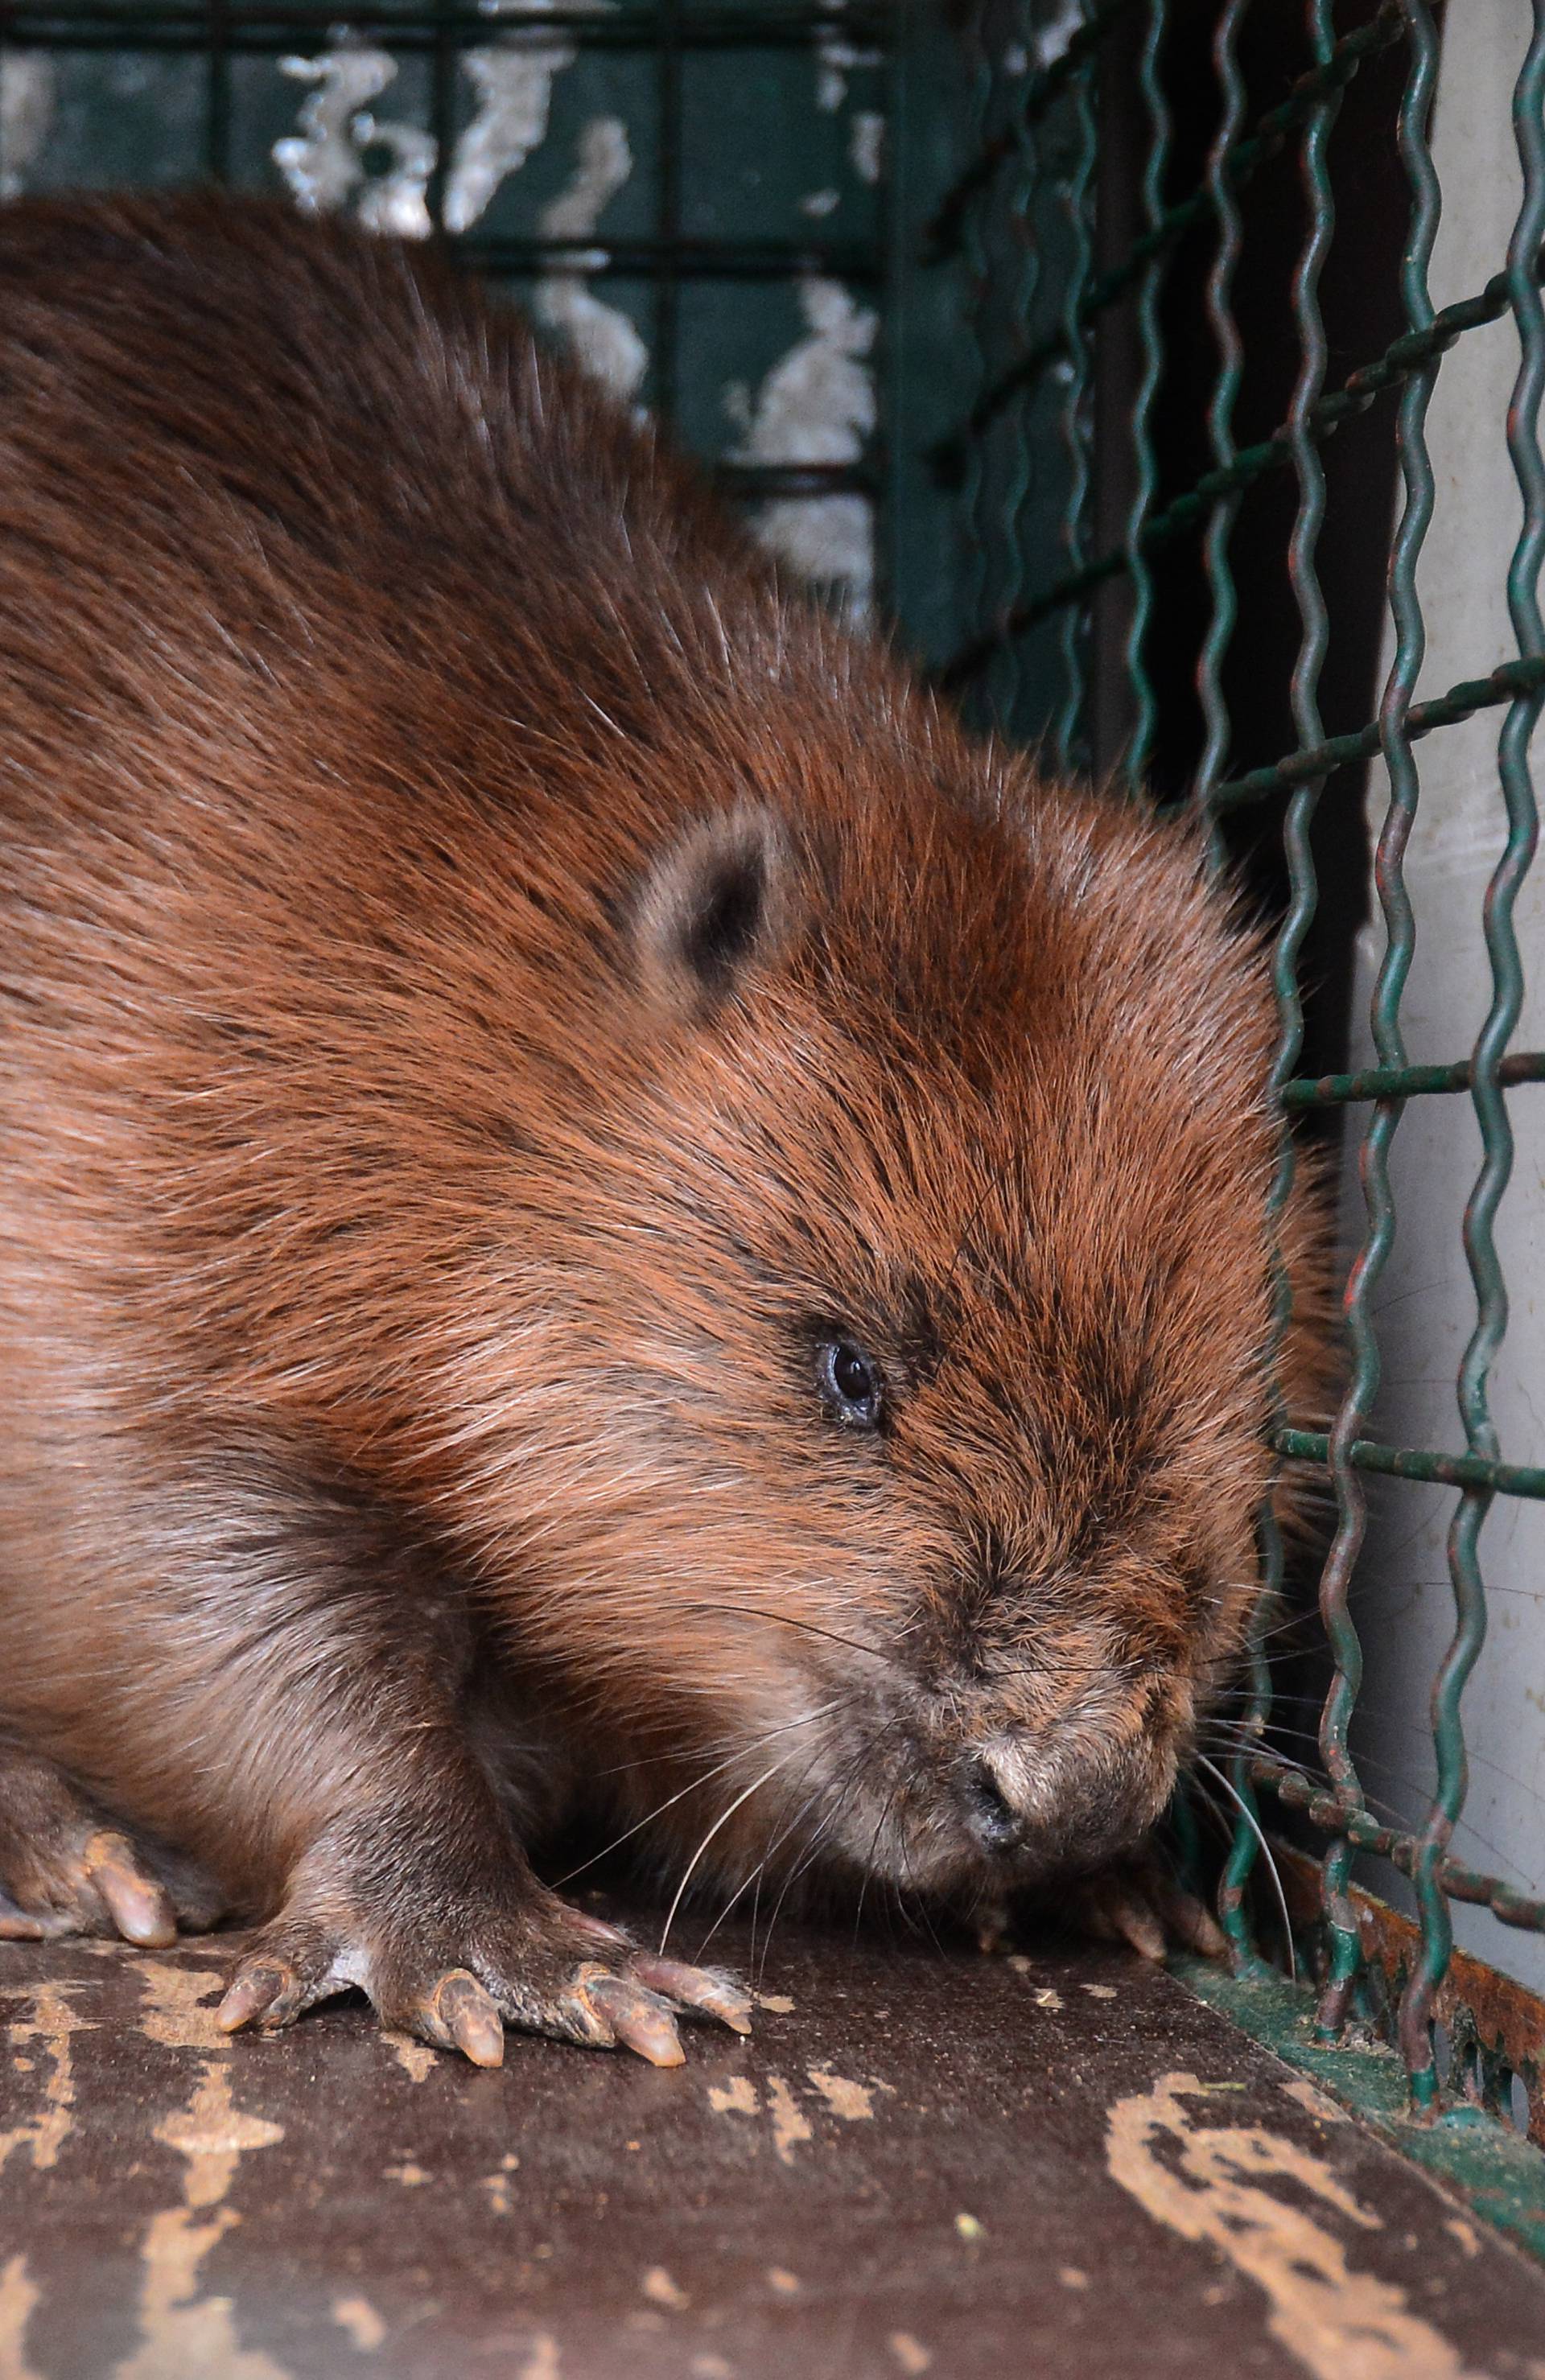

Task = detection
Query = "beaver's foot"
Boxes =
[1065,1856,1228,1963]
[978,1855,1228,1965]
[0,1739,225,1946]
[216,1839,752,2069]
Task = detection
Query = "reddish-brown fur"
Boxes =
[0,194,1328,2061]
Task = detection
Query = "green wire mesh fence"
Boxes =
[933,0,1545,2123]
[3,0,1544,2131]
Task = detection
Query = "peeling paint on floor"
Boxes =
[0,2254,43,2380]
[3,1925,1541,2378]
[805,2067,880,2120]
[0,1983,89,2176]
[113,2057,286,2380]
[1280,2074,1350,2126]
[515,2335,561,2380]
[133,1959,228,2053]
[762,2074,813,2166]
[380,2033,435,2085]
[1107,2072,1488,2380]
[332,2297,385,2353]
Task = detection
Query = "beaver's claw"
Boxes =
[215,1880,752,2069]
[0,1740,223,1946]
[1067,1859,1228,1962]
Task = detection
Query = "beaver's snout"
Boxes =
[954,1721,1177,1880]
[962,1748,1039,1856]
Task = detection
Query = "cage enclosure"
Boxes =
[3,0,1545,2156]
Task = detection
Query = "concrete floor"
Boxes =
[3,1906,1544,2379]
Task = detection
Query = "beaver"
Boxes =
[0,194,1327,2067]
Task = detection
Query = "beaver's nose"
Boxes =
[962,1752,1028,1855]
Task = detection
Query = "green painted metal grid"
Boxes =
[932,0,1545,2110]
[1193,0,1242,849]
[0,0,896,518]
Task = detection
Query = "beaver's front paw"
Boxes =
[978,1853,1229,1966]
[0,1740,224,1946]
[215,1857,752,2069]
[1065,1855,1228,1963]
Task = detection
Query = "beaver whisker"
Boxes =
[658,1752,802,1956]
[680,1600,901,1670]
[587,1699,851,1782]
[694,1740,843,1964]
[852,1763,909,1947]
[1254,1610,1321,1645]
[756,1773,860,1973]
[761,1810,846,1958]
[897,1828,950,1959]
[1190,1753,1296,1982]
[1198,1732,1524,1879]
[554,1699,845,1887]
[781,1776,863,1909]
[752,1710,913,1975]
[1197,1732,1317,1784]
[1217,1723,1545,1888]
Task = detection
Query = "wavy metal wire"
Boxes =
[1263,0,1345,2018]
[913,0,1545,2108]
[997,10,1050,732]
[1053,23,1099,775]
[1196,0,1271,1974]
[929,0,1407,480]
[1120,0,1169,781]
[1312,0,1440,2044]
[1397,0,1545,2108]
[1194,0,1246,846]
[935,241,1545,696]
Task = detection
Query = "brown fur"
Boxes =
[0,195,1329,2039]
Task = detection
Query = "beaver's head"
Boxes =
[438,724,1326,1911]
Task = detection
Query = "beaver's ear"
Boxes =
[633,804,791,1012]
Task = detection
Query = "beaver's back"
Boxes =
[0,191,792,850]
[0,191,746,628]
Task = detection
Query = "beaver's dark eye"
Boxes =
[818,1339,884,1428]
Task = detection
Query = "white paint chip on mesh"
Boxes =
[274,39,435,236]
[270,15,645,405]
[532,116,649,403]
[814,36,879,116]
[0,52,55,201]
[850,110,884,187]
[727,278,877,619]
[444,0,611,236]
[274,7,606,243]
[1033,1,1084,69]
[266,23,876,607]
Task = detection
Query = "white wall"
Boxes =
[1341,0,1545,1994]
